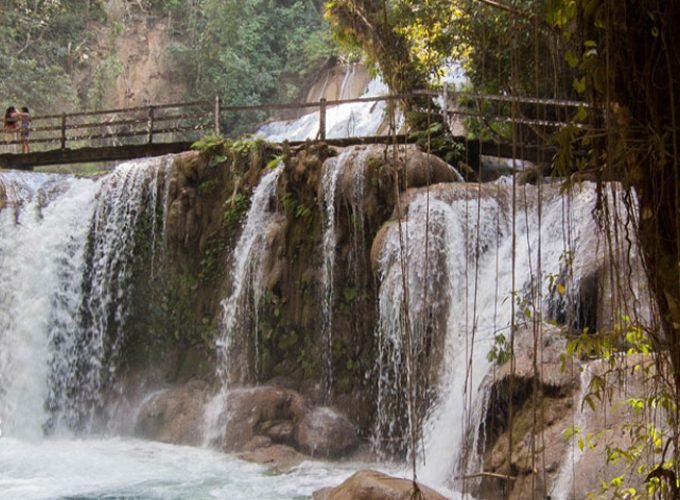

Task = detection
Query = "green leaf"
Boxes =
[209,155,228,167]
[574,105,588,122]
[267,155,284,169]
[573,77,587,94]
[565,50,579,68]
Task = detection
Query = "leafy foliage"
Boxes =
[1,0,336,119]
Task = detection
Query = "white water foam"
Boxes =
[0,172,100,439]
[0,437,382,500]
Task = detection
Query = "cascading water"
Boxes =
[319,146,372,400]
[549,365,594,500]
[255,77,398,142]
[338,63,357,100]
[203,163,285,445]
[320,154,342,399]
[46,157,174,432]
[0,171,100,439]
[373,180,614,491]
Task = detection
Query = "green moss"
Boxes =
[224,193,250,231]
[198,232,228,283]
[198,178,219,194]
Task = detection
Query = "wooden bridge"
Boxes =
[0,89,585,171]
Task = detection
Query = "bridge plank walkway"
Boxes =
[0,136,553,172]
[0,142,194,170]
[0,90,572,171]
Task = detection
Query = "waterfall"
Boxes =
[0,172,100,439]
[0,157,174,439]
[373,180,611,488]
[255,77,396,141]
[319,146,372,401]
[338,63,356,100]
[320,154,342,399]
[46,157,174,432]
[204,163,284,445]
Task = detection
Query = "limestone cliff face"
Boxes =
[114,142,460,440]
[72,14,186,109]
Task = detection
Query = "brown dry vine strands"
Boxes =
[551,0,680,495]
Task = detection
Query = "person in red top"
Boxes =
[4,106,20,151]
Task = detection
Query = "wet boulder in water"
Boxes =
[222,386,308,451]
[403,150,462,187]
[313,470,448,500]
[222,386,357,458]
[237,443,305,473]
[295,406,357,457]
[135,380,210,446]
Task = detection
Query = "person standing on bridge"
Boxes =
[19,106,30,154]
[4,106,19,151]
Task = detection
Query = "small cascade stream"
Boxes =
[549,364,595,500]
[203,163,285,445]
[319,146,372,401]
[320,154,342,399]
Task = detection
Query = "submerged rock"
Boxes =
[313,470,448,500]
[237,443,305,473]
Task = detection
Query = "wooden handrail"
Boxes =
[1,89,587,156]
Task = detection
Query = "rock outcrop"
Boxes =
[475,326,660,499]
[313,470,448,500]
[135,380,211,446]
[135,383,358,466]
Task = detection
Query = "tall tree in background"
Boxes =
[0,0,83,113]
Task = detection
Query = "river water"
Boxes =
[0,437,372,499]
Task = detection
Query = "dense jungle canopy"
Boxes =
[0,0,336,114]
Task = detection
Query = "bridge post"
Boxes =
[60,113,66,150]
[214,96,221,136]
[319,98,326,141]
[147,105,155,144]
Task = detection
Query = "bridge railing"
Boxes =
[1,89,587,154]
[2,100,217,153]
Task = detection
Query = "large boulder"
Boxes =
[403,150,462,187]
[222,386,308,451]
[295,407,357,457]
[135,380,210,446]
[221,386,358,458]
[313,470,448,500]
